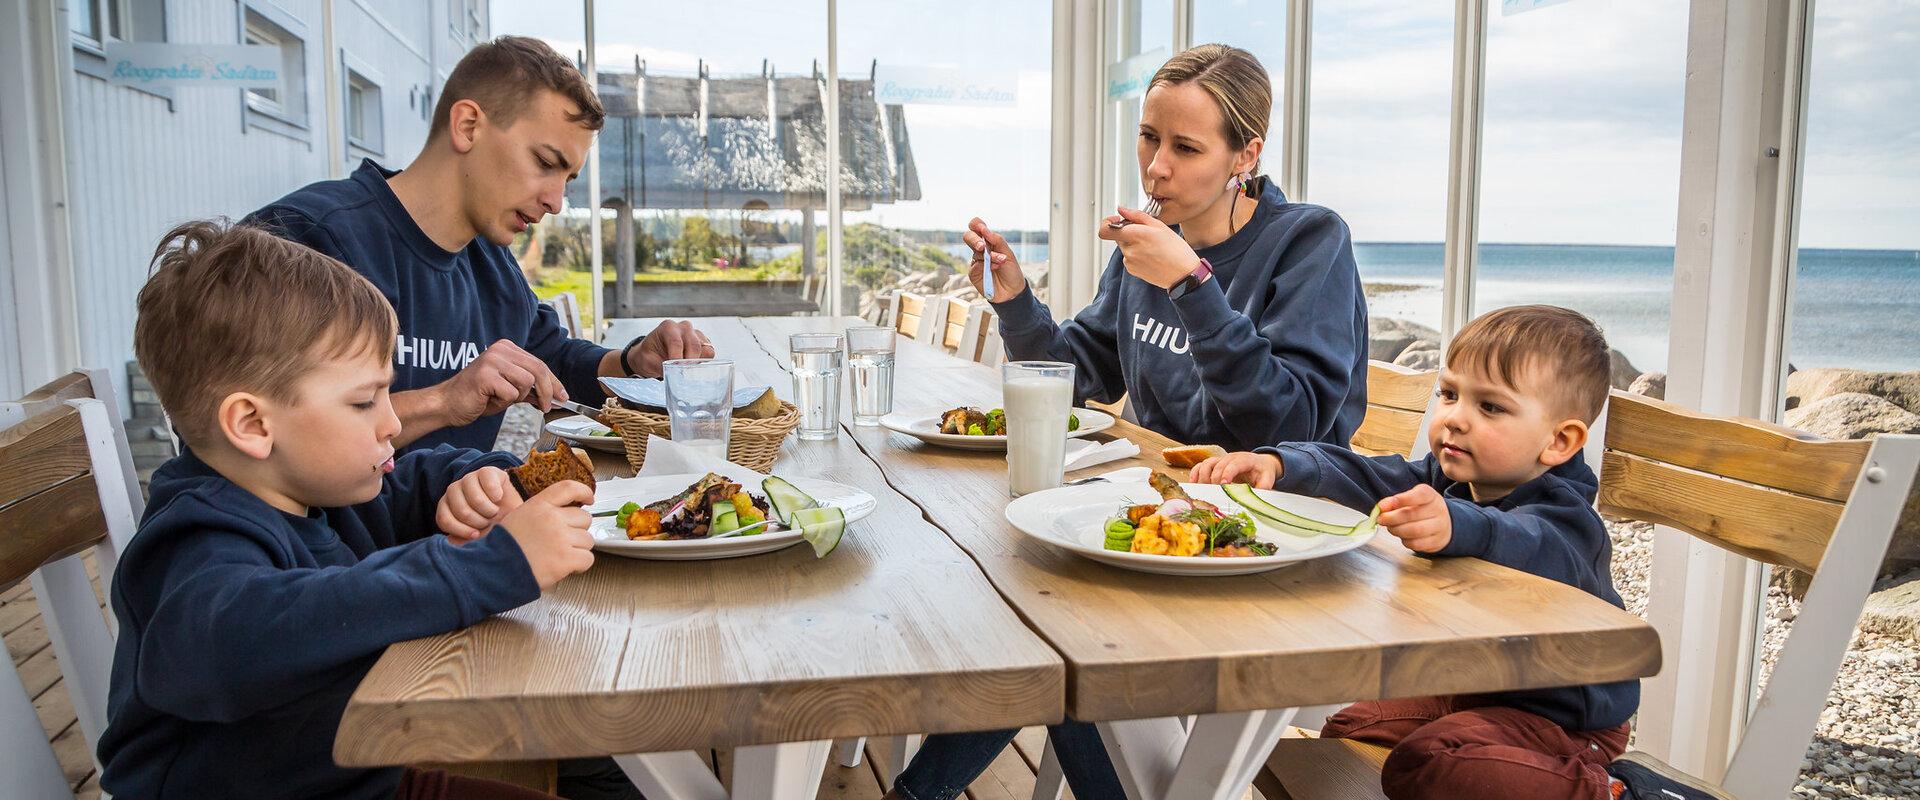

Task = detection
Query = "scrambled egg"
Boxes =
[1130,515,1205,557]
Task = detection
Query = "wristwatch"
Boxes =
[619,333,647,376]
[1168,258,1214,301]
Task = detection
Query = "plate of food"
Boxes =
[1004,470,1379,576]
[585,471,876,560]
[544,414,627,453]
[879,405,1115,451]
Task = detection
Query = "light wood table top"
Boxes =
[733,316,1662,723]
[333,320,1065,767]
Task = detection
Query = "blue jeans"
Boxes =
[890,720,1126,800]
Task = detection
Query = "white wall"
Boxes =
[0,134,19,401]
[57,0,484,406]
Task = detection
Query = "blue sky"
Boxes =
[495,1,1918,250]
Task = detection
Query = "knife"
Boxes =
[553,399,606,425]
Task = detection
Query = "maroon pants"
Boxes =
[1320,697,1628,800]
[394,767,560,800]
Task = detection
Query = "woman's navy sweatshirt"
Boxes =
[1260,442,1639,731]
[96,446,541,799]
[247,159,610,456]
[993,180,1369,450]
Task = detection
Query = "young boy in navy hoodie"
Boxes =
[96,220,596,800]
[1193,304,1636,800]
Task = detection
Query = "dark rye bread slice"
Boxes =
[509,440,597,500]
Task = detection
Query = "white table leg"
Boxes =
[732,739,833,800]
[884,734,924,786]
[1031,738,1065,800]
[1097,707,1297,800]
[835,737,866,768]
[613,751,727,800]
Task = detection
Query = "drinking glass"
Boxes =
[789,333,844,440]
[663,359,734,461]
[845,326,896,426]
[1002,361,1076,497]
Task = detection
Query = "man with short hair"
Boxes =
[247,35,674,799]
[250,35,709,458]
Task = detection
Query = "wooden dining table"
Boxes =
[335,315,1661,800]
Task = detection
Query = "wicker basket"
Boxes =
[598,397,801,473]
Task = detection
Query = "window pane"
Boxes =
[1474,1,1685,391]
[1786,0,1920,430]
[836,0,1051,325]
[71,0,99,40]
[1190,0,1286,173]
[1308,2,1452,369]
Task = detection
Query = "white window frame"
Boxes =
[341,52,385,158]
[68,0,174,107]
[238,2,312,142]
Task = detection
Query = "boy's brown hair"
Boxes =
[135,220,396,447]
[430,35,605,140]
[1446,305,1612,423]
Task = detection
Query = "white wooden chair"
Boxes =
[888,291,941,345]
[2,369,144,798]
[540,292,585,340]
[1254,390,1920,800]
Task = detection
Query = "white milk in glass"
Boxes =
[1004,376,1073,496]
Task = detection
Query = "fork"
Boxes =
[1106,196,1163,230]
[1063,475,1110,486]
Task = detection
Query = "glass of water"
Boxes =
[789,333,844,440]
[663,358,734,461]
[845,326,896,426]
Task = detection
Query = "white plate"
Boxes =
[545,414,626,453]
[1005,478,1373,576]
[879,407,1116,451]
[587,473,876,560]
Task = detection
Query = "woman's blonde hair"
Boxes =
[1148,44,1272,171]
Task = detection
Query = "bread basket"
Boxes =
[597,397,801,472]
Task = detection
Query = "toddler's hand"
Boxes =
[497,481,596,591]
[436,466,523,544]
[1188,451,1283,488]
[1377,484,1452,553]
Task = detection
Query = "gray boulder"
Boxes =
[1369,317,1442,363]
[1783,392,1920,440]
[1629,371,1666,400]
[1394,345,1442,371]
[1608,350,1640,391]
[1784,368,1920,414]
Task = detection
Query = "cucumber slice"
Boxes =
[711,510,740,536]
[790,506,846,557]
[763,475,818,525]
[1223,483,1361,537]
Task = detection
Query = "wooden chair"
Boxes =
[1255,390,1920,800]
[1349,361,1438,458]
[889,291,940,345]
[964,304,1005,367]
[1,371,144,798]
[540,292,584,340]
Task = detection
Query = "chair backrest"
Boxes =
[891,291,939,344]
[867,290,897,328]
[540,292,584,340]
[1596,389,1920,798]
[1,370,144,794]
[939,297,971,352]
[958,304,1003,366]
[1348,361,1438,458]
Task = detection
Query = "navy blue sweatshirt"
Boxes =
[97,446,541,799]
[247,159,609,455]
[1260,443,1638,731]
[994,179,1368,450]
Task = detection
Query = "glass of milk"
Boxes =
[1002,361,1076,497]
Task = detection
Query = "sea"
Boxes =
[755,240,1918,374]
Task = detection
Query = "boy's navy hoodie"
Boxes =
[96,446,541,799]
[993,179,1368,450]
[246,159,609,456]
[1260,442,1639,732]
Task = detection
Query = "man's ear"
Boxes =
[218,392,275,461]
[447,98,485,154]
[1540,418,1590,468]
